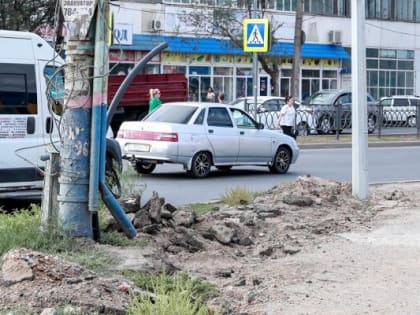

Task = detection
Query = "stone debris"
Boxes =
[2,175,412,314]
[0,248,132,314]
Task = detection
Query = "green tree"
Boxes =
[0,0,56,32]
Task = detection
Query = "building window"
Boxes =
[366,0,420,21]
[304,0,350,17]
[367,48,415,98]
[276,0,295,11]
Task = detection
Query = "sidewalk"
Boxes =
[297,133,420,149]
[300,139,420,149]
[274,204,420,314]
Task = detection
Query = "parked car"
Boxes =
[229,96,313,135]
[378,95,419,127]
[299,89,378,134]
[116,102,300,178]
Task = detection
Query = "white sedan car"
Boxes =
[116,102,300,178]
[230,96,315,135]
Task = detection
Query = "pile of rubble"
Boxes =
[1,175,405,314]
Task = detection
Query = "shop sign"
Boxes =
[113,23,133,45]
[214,55,234,63]
[190,54,210,63]
[321,59,338,67]
[162,52,187,62]
[235,56,252,64]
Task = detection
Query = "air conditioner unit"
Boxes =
[152,19,163,31]
[328,30,342,44]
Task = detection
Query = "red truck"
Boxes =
[108,73,188,133]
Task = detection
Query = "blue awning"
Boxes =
[113,34,350,60]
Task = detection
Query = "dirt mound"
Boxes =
[0,176,413,314]
[0,248,133,314]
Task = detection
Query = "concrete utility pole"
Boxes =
[351,0,369,199]
[57,7,95,237]
[58,0,136,238]
[291,0,304,99]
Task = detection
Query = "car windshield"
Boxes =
[305,92,336,105]
[145,105,198,124]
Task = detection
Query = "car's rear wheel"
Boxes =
[269,146,291,174]
[134,161,156,174]
[190,151,212,178]
[407,116,416,128]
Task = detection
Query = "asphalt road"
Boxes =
[131,145,420,206]
[2,143,419,210]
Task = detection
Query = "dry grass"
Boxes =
[297,133,420,145]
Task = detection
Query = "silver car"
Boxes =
[116,102,300,178]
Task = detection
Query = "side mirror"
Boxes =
[257,122,264,129]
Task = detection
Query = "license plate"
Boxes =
[126,143,150,152]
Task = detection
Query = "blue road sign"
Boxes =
[243,18,269,52]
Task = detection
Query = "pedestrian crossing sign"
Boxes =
[243,18,269,52]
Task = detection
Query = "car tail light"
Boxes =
[117,130,178,142]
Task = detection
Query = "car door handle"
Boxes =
[240,131,245,135]
[208,129,214,134]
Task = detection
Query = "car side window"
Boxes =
[0,63,38,114]
[380,99,392,107]
[207,107,233,127]
[230,108,257,129]
[262,100,278,112]
[394,98,409,107]
[336,94,351,106]
[194,108,205,125]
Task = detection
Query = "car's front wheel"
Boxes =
[134,161,156,174]
[368,114,377,134]
[189,151,212,178]
[296,122,310,136]
[407,116,416,128]
[269,146,291,174]
[317,115,333,134]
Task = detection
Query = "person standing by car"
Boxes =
[149,88,162,113]
[218,92,225,104]
[277,95,296,138]
[207,87,216,102]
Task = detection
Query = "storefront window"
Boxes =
[163,65,186,74]
[367,48,414,98]
[213,67,233,102]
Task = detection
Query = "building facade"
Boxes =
[109,0,420,102]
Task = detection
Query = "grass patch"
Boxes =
[119,163,146,197]
[220,186,258,206]
[99,230,149,247]
[124,271,218,315]
[0,205,114,273]
[188,202,221,215]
